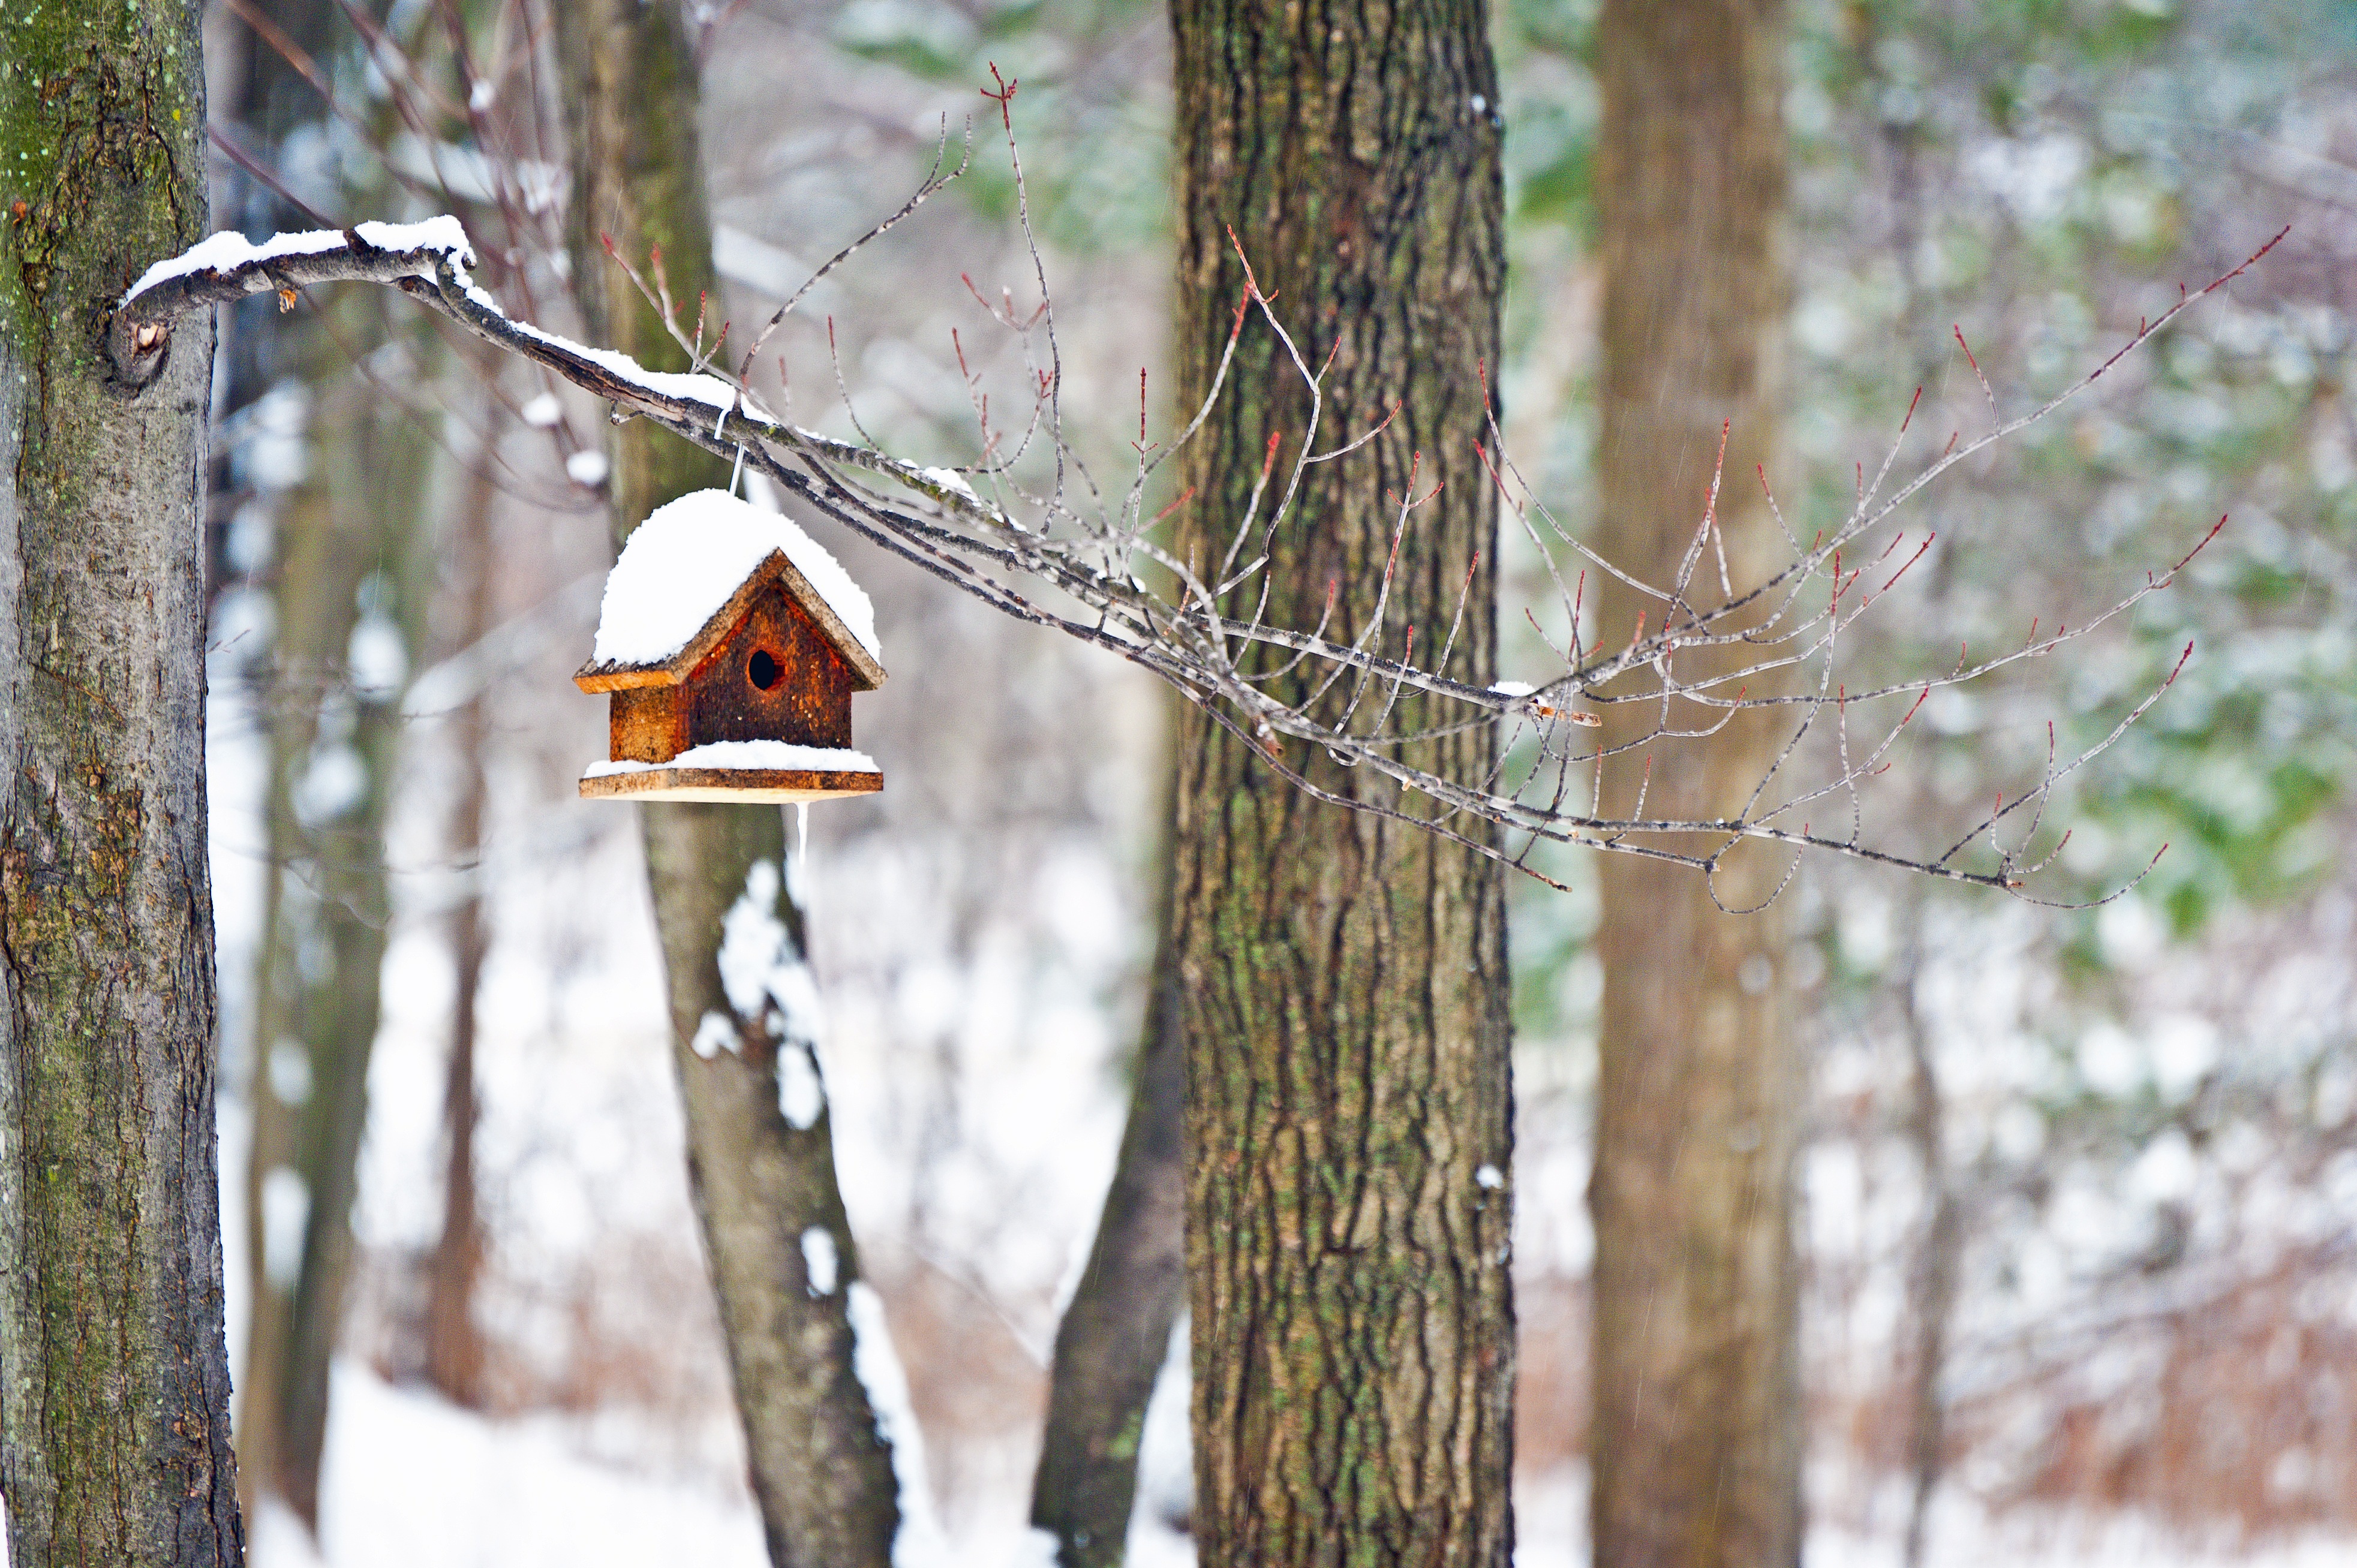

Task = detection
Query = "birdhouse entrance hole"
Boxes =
[748,649,783,690]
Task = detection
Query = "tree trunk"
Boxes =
[1029,750,1188,1566]
[1587,5,1802,1567]
[223,0,446,1527]
[422,367,506,1409]
[237,282,437,1530]
[0,5,246,1563]
[203,0,338,601]
[556,5,904,1563]
[1897,934,1956,1568]
[1167,0,1514,1560]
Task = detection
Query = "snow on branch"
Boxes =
[110,218,480,382]
[108,174,2289,905]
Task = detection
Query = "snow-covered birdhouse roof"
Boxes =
[575,489,886,693]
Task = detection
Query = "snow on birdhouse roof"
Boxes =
[585,489,883,687]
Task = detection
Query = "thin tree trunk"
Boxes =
[1897,935,1956,1568]
[223,0,332,1462]
[1167,0,1514,1560]
[1867,82,1958,1561]
[0,5,245,1563]
[1588,5,1802,1567]
[224,0,443,1527]
[1029,739,1187,1566]
[422,369,506,1409]
[422,826,488,1404]
[205,0,339,602]
[239,295,438,1528]
[555,5,903,1563]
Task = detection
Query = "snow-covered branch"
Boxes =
[113,210,2283,905]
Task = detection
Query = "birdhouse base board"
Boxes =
[578,766,883,804]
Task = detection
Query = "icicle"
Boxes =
[729,441,747,496]
[796,800,809,870]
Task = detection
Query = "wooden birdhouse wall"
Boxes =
[689,584,854,750]
[605,582,855,765]
[608,686,687,763]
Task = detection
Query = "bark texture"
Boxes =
[1029,805,1187,1566]
[1588,5,1802,1567]
[1167,0,1514,1560]
[556,5,903,1564]
[0,4,245,1563]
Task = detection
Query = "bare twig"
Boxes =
[115,182,2285,906]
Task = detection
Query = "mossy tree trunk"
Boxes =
[556,6,903,1564]
[1588,4,1803,1567]
[1167,0,1515,1560]
[0,3,245,1563]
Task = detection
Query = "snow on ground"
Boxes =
[208,1386,2357,1568]
[1502,1465,2357,1568]
[258,1364,763,1568]
[223,1355,1189,1568]
[1803,1479,2357,1568]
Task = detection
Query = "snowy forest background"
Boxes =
[185,0,2357,1562]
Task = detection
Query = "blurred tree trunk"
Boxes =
[1587,4,1802,1567]
[555,5,903,1564]
[0,4,246,1563]
[1858,50,1959,1562]
[237,289,437,1530]
[1896,932,1956,1568]
[1167,0,1514,1560]
[1029,730,1187,1567]
[220,0,432,1533]
[421,363,506,1409]
[204,0,338,600]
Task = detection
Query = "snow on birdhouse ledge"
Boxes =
[576,489,886,805]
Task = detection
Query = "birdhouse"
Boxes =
[575,489,885,803]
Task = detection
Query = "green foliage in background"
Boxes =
[827,0,1171,254]
[1493,0,2357,1064]
[1784,0,2357,944]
